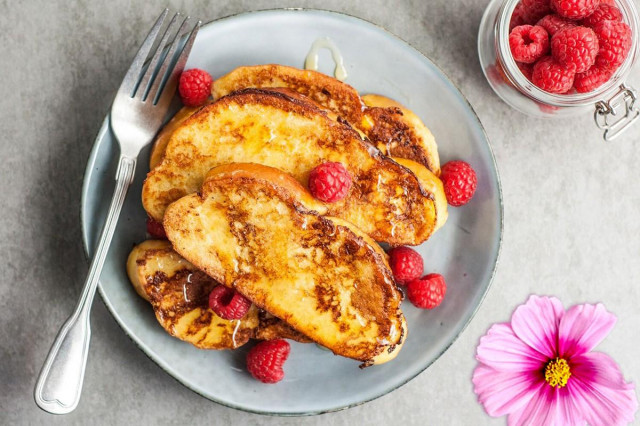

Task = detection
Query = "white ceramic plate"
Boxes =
[81,9,502,416]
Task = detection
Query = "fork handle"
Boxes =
[34,156,136,414]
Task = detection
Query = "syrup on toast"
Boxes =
[143,88,439,245]
[127,240,311,348]
[211,64,440,174]
[163,163,407,366]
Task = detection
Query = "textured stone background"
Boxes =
[2,0,639,424]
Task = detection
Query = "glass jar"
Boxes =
[478,0,640,140]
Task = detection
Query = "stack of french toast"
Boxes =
[126,64,448,369]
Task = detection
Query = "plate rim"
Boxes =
[81,7,504,416]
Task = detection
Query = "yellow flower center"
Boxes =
[544,358,571,388]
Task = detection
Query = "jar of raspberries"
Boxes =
[479,0,640,140]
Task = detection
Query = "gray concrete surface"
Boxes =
[2,0,639,424]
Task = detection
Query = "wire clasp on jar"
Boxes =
[594,84,640,141]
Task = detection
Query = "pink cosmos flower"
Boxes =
[473,295,638,425]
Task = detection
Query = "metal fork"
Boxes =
[34,10,200,414]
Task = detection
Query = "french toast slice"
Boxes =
[163,163,407,366]
[210,64,440,174]
[143,88,438,245]
[126,240,258,350]
[126,240,310,349]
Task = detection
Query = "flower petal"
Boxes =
[558,303,616,358]
[472,365,540,417]
[507,381,558,426]
[476,323,548,373]
[508,383,584,425]
[511,295,564,358]
[567,352,638,426]
[555,387,583,426]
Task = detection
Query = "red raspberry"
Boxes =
[388,246,424,285]
[146,217,167,239]
[517,62,534,80]
[406,273,447,309]
[531,56,575,93]
[308,162,352,203]
[510,3,528,31]
[581,4,623,28]
[551,0,600,19]
[537,14,575,36]
[178,69,213,107]
[599,0,615,4]
[246,340,290,384]
[551,26,599,73]
[208,286,251,320]
[593,20,632,70]
[440,161,478,207]
[573,65,614,92]
[521,0,553,23]
[509,25,550,64]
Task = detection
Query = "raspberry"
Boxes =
[593,20,632,70]
[573,65,614,92]
[208,286,251,320]
[510,3,528,31]
[517,62,534,80]
[440,161,478,207]
[246,340,290,384]
[581,4,623,28]
[406,273,447,309]
[509,25,550,64]
[146,217,167,239]
[537,14,575,36]
[521,0,553,23]
[551,0,600,19]
[178,68,213,107]
[551,26,599,73]
[531,56,575,93]
[388,246,424,285]
[308,162,352,203]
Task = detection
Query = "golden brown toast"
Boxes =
[143,88,438,245]
[212,64,366,129]
[211,64,440,174]
[126,240,310,349]
[149,105,203,170]
[126,240,258,349]
[393,158,448,232]
[254,311,312,343]
[163,163,407,366]
[361,94,441,176]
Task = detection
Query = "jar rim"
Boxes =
[496,0,640,107]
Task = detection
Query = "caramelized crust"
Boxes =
[361,94,441,176]
[254,311,313,343]
[143,88,437,245]
[392,158,448,232]
[211,64,440,174]
[212,64,366,127]
[126,240,257,349]
[126,240,310,349]
[163,164,407,365]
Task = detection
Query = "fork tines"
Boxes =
[119,9,200,106]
